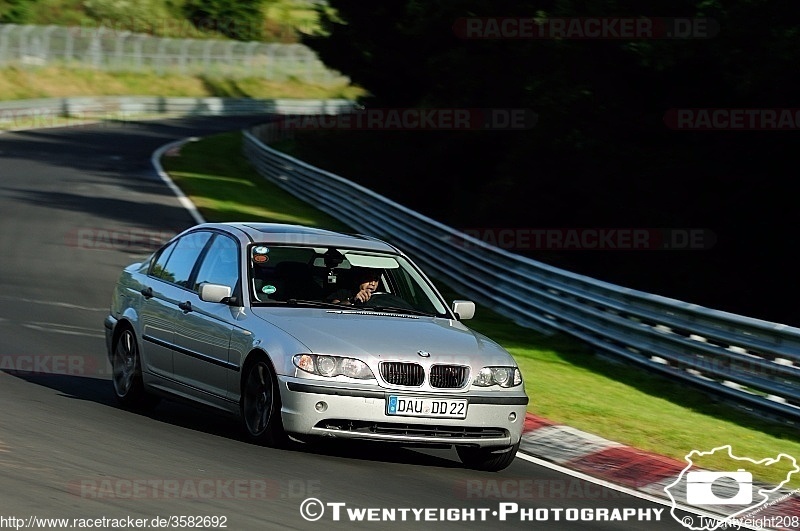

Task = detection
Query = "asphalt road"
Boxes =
[0,116,694,530]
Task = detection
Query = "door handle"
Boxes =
[178,301,193,313]
[140,287,153,299]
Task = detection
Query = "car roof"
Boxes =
[192,222,400,253]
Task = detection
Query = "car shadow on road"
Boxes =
[2,369,463,470]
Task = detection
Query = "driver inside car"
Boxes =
[326,267,381,305]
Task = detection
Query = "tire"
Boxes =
[111,327,159,410]
[456,441,520,472]
[240,357,288,448]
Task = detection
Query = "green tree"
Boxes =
[184,0,266,41]
[303,0,800,225]
[299,0,800,322]
[0,0,33,23]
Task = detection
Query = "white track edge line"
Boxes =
[150,137,205,225]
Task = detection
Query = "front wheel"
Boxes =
[241,358,288,447]
[111,328,159,410]
[456,441,520,472]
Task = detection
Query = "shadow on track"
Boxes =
[2,115,273,177]
[4,187,192,235]
[1,369,462,470]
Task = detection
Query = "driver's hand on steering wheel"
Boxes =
[352,279,379,303]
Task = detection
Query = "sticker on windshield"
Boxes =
[262,285,277,295]
[253,246,270,263]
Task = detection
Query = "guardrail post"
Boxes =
[0,24,17,66]
[179,38,191,75]
[41,25,59,64]
[114,31,131,71]
[89,26,104,69]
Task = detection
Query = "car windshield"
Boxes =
[249,245,449,317]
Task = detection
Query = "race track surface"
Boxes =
[0,117,693,530]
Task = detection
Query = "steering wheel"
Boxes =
[352,291,388,305]
[360,292,416,310]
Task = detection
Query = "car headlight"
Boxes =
[473,366,522,388]
[317,356,337,376]
[293,354,375,379]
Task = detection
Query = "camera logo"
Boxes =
[664,445,799,531]
[685,469,752,505]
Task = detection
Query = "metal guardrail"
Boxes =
[0,24,346,83]
[243,120,800,423]
[0,96,355,128]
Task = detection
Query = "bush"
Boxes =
[183,0,265,41]
[0,0,33,23]
[82,0,188,36]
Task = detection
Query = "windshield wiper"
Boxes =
[285,299,346,309]
[361,305,436,317]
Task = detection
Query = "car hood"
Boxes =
[250,307,515,366]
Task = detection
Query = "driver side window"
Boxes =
[193,234,240,293]
[149,232,212,289]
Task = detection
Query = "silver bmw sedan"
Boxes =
[104,222,528,471]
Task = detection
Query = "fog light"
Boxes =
[315,401,328,412]
[508,412,517,422]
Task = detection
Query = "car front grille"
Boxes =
[380,362,424,386]
[430,365,469,389]
[379,362,470,388]
[315,420,508,440]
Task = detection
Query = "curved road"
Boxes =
[0,117,692,530]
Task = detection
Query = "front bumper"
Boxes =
[278,377,528,448]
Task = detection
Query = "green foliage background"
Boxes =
[0,0,326,41]
[3,0,799,324]
[296,0,800,326]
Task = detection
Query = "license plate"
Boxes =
[386,395,468,419]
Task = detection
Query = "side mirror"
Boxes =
[199,283,232,304]
[451,300,476,321]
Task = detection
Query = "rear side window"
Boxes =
[150,240,177,281]
[152,232,212,289]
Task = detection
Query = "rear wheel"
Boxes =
[457,441,520,472]
[111,327,159,410]
[241,357,287,447]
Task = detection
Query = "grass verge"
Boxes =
[162,131,800,488]
[162,134,351,232]
[0,65,363,102]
